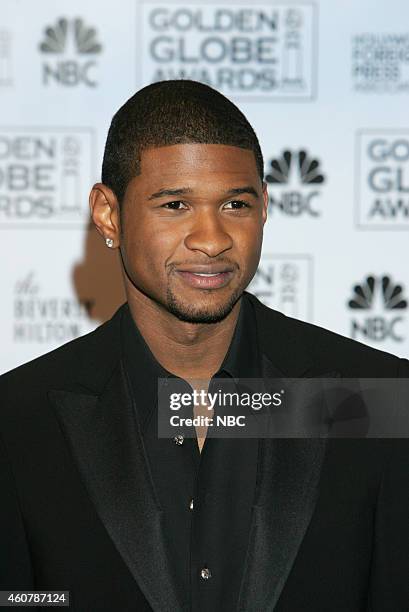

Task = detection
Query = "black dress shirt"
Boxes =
[121,294,262,611]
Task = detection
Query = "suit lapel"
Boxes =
[238,353,341,611]
[238,435,327,611]
[238,295,341,611]
[49,359,182,612]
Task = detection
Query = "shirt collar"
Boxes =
[121,293,261,432]
[215,293,260,379]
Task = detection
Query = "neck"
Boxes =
[125,283,241,380]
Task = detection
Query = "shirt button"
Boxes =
[173,434,184,446]
[200,567,211,580]
[189,498,194,510]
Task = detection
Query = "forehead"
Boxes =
[136,143,259,187]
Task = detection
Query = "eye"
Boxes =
[223,200,251,210]
[162,201,188,210]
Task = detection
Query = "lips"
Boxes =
[176,265,234,275]
[175,265,235,289]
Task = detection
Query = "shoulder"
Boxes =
[289,315,408,375]
[246,292,409,377]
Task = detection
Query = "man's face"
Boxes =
[119,143,268,323]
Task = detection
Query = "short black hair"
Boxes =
[101,79,264,204]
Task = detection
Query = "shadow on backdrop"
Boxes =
[72,221,126,324]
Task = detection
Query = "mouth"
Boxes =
[174,267,235,289]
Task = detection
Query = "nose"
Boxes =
[184,209,233,257]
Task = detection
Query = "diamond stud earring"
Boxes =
[105,238,114,248]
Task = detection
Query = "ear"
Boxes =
[89,183,121,248]
[261,181,268,225]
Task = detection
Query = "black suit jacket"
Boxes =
[1,292,408,612]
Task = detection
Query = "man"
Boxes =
[0,80,408,612]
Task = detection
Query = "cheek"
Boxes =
[232,223,263,283]
[233,221,263,257]
[122,218,181,273]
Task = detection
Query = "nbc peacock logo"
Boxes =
[265,149,325,216]
[39,17,102,87]
[348,274,407,342]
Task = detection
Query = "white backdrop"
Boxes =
[1,0,408,374]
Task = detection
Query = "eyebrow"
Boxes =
[147,185,260,200]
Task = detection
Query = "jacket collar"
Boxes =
[53,290,333,397]
[247,291,338,378]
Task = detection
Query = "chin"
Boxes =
[166,287,242,324]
